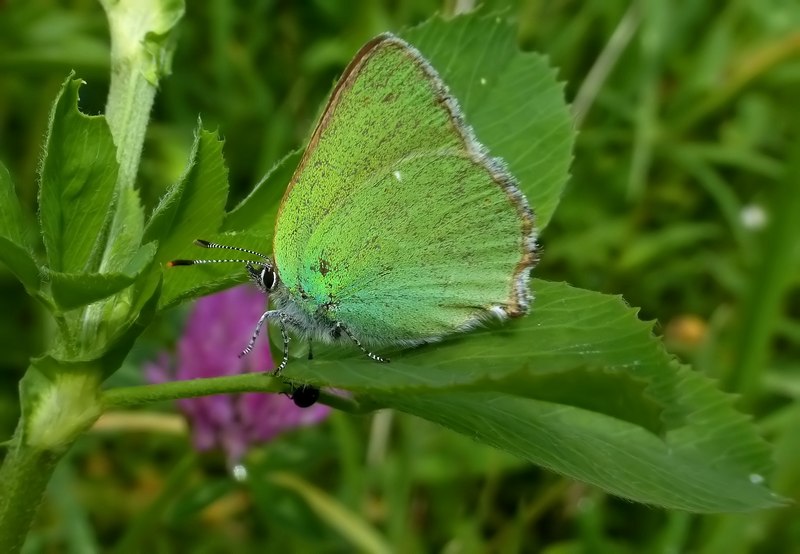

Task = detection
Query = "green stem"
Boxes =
[0,429,63,553]
[102,373,286,409]
[82,0,185,343]
[0,363,101,552]
[100,0,184,192]
[101,373,368,413]
[627,0,665,200]
[103,44,156,194]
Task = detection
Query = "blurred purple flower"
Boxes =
[145,285,330,465]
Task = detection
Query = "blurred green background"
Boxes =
[1,0,799,552]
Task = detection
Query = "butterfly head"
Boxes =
[246,261,278,293]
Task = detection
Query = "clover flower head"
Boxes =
[146,285,330,465]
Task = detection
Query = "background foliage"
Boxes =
[1,0,799,552]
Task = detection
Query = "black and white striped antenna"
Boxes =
[167,239,270,267]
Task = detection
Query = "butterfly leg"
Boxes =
[239,309,277,359]
[274,313,291,374]
[335,322,389,363]
[239,310,293,374]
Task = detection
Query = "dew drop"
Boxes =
[480,77,487,86]
[393,170,403,182]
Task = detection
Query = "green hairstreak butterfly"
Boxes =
[170,33,536,387]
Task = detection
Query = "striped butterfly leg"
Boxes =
[334,322,390,363]
[240,310,299,374]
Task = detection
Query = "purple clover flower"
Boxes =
[146,285,330,465]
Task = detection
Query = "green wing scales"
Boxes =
[273,34,535,345]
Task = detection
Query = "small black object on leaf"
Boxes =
[290,384,320,408]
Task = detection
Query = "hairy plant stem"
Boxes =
[101,373,367,413]
[103,374,287,408]
[0,431,62,552]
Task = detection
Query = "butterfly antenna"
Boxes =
[193,239,270,260]
[166,239,270,267]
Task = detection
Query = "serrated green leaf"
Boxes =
[50,273,133,312]
[48,241,157,311]
[377,391,781,513]
[143,125,229,308]
[281,280,781,512]
[292,360,665,436]
[38,76,119,274]
[402,13,574,230]
[143,126,228,254]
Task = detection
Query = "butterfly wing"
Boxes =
[274,35,535,345]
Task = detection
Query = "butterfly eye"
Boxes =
[245,263,276,292]
[261,267,277,290]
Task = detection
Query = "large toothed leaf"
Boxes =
[402,14,574,230]
[38,76,119,274]
[282,280,782,512]
[142,124,229,308]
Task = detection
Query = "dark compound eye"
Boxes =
[290,385,320,408]
[260,267,276,290]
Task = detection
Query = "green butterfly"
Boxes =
[172,33,536,373]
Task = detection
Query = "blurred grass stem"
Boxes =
[572,1,642,128]
[724,145,800,401]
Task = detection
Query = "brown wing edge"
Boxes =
[274,34,393,228]
[276,33,537,321]
[385,35,538,320]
